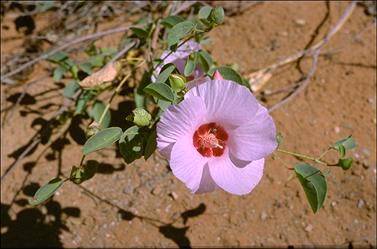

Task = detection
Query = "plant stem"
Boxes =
[97,73,131,127]
[276,148,328,166]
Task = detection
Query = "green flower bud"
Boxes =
[339,157,353,170]
[169,74,186,92]
[131,108,152,127]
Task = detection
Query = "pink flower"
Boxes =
[153,40,203,82]
[157,79,277,195]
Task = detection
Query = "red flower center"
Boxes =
[193,122,228,157]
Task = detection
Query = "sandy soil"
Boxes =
[1,1,376,248]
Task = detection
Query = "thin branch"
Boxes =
[250,1,357,94]
[171,1,197,15]
[1,26,132,83]
[267,1,357,113]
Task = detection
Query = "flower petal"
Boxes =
[170,135,208,193]
[228,105,277,161]
[153,40,201,82]
[157,96,206,159]
[209,154,264,195]
[186,79,259,129]
[195,164,217,194]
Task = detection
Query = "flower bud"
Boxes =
[213,70,224,80]
[339,158,353,170]
[169,74,186,92]
[130,108,152,127]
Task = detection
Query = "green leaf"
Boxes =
[88,101,111,129]
[156,63,176,83]
[332,136,356,150]
[131,27,149,39]
[132,108,152,127]
[29,178,64,206]
[184,53,197,77]
[53,66,66,82]
[161,15,185,28]
[63,80,80,98]
[119,126,144,164]
[331,136,356,158]
[144,128,156,160]
[197,50,212,73]
[48,52,68,63]
[70,64,79,79]
[79,62,92,75]
[35,2,54,12]
[70,160,98,184]
[100,47,118,56]
[209,66,243,84]
[210,7,225,25]
[338,157,353,170]
[120,125,139,143]
[167,20,195,47]
[134,88,145,108]
[198,6,213,19]
[276,133,283,146]
[144,83,175,102]
[89,55,105,68]
[75,90,94,115]
[82,127,122,155]
[294,163,327,213]
[157,99,171,111]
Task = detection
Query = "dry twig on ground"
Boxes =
[246,1,357,112]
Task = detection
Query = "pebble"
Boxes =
[261,211,268,220]
[295,19,306,26]
[357,199,365,208]
[334,126,340,134]
[170,192,178,200]
[305,224,313,232]
[280,31,288,37]
[151,186,162,195]
[270,39,280,51]
[331,201,337,208]
[362,161,370,169]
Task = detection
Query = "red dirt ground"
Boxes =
[1,1,376,248]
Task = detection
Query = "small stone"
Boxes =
[280,31,288,37]
[261,211,268,220]
[305,224,313,232]
[357,199,365,208]
[354,153,360,159]
[331,201,337,208]
[270,39,280,51]
[362,161,369,169]
[334,126,340,134]
[295,19,306,26]
[152,186,162,195]
[170,192,178,200]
